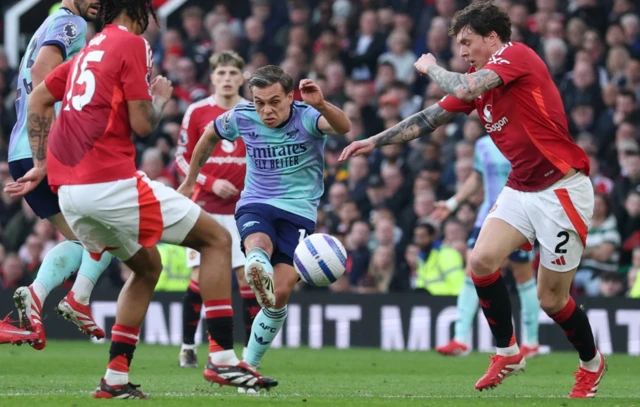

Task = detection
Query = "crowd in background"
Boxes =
[0,0,639,299]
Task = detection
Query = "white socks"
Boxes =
[71,274,95,305]
[209,349,239,365]
[31,282,48,306]
[580,351,602,372]
[104,369,128,386]
[496,343,520,357]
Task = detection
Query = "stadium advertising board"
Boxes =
[1,287,639,355]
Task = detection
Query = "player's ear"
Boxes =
[287,91,294,103]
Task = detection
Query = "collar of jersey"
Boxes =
[275,103,294,129]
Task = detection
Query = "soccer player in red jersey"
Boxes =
[341,1,605,398]
[175,51,258,368]
[17,0,276,398]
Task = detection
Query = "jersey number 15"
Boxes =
[64,50,105,112]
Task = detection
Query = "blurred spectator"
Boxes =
[357,245,395,293]
[413,222,464,295]
[341,10,386,81]
[575,193,621,296]
[378,30,417,84]
[0,253,31,289]
[344,220,372,291]
[19,234,44,276]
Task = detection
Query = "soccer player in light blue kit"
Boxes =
[433,135,541,358]
[179,65,350,381]
[4,0,110,349]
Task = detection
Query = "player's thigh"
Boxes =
[537,264,577,314]
[9,158,62,221]
[234,266,249,287]
[47,212,78,241]
[235,204,277,256]
[123,245,163,280]
[469,189,533,275]
[57,184,142,262]
[213,213,246,269]
[272,209,315,267]
[532,173,594,274]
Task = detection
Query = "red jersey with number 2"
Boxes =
[45,24,153,189]
[438,41,589,192]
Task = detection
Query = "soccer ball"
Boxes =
[293,233,347,286]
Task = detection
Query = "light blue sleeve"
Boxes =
[213,107,240,142]
[43,15,87,61]
[300,104,325,139]
[473,139,484,174]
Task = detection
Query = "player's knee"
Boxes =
[537,289,568,315]
[468,249,499,276]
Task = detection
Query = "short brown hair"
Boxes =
[209,51,245,72]
[449,0,511,43]
[248,65,293,94]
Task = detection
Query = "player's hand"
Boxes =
[414,53,438,75]
[3,167,47,198]
[338,138,376,162]
[177,181,195,198]
[431,200,453,222]
[212,179,239,199]
[299,79,325,109]
[150,76,173,103]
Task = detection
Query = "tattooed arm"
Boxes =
[372,104,456,146]
[183,124,222,186]
[425,66,503,103]
[127,76,174,137]
[339,103,457,161]
[26,82,58,168]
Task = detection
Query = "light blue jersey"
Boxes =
[474,135,512,228]
[8,7,87,162]
[214,101,327,222]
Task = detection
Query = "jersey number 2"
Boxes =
[64,50,105,111]
[555,231,569,254]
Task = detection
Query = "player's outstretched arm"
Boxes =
[432,171,483,221]
[177,123,221,197]
[414,54,503,102]
[339,103,456,161]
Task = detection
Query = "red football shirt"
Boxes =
[45,25,153,189]
[439,41,589,192]
[175,96,247,215]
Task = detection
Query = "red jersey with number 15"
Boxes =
[44,24,153,189]
[438,41,589,192]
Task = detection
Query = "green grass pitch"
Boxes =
[1,341,638,406]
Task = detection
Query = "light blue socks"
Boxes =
[245,248,274,275]
[244,306,287,367]
[72,250,113,303]
[454,276,479,344]
[517,278,540,346]
[32,240,84,300]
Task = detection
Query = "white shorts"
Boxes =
[186,213,245,269]
[58,172,201,261]
[486,173,594,272]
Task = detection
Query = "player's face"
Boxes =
[211,64,244,98]
[75,0,101,21]
[456,27,498,70]
[252,83,294,128]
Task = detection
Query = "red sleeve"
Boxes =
[121,37,153,101]
[44,60,73,101]
[483,42,528,86]
[175,105,217,190]
[437,95,475,115]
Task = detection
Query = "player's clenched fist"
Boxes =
[299,79,325,109]
[414,53,437,75]
[338,138,375,162]
[151,75,174,102]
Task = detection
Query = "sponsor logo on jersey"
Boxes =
[483,103,509,133]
